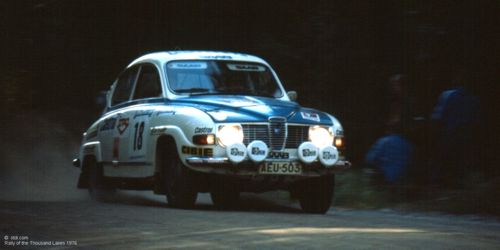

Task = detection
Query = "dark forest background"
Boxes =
[1,0,499,170]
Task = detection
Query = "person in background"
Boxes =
[365,74,414,184]
[430,75,481,187]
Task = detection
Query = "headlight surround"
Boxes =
[217,124,244,147]
[308,125,334,148]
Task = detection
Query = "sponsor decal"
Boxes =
[150,126,168,135]
[199,55,232,59]
[156,111,176,116]
[268,151,289,159]
[100,117,117,131]
[300,112,320,122]
[117,118,129,135]
[230,148,245,157]
[251,147,266,155]
[323,151,337,160]
[181,146,213,157]
[302,148,317,157]
[216,98,259,107]
[194,127,213,134]
[336,129,344,136]
[168,62,207,69]
[227,64,266,72]
[133,110,154,119]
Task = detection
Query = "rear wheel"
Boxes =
[87,157,115,201]
[296,175,335,214]
[161,145,197,208]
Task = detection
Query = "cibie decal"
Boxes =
[181,146,213,157]
[117,118,129,135]
[300,112,320,122]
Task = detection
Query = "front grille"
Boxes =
[242,122,309,150]
[242,124,269,145]
[269,117,286,150]
[285,125,309,148]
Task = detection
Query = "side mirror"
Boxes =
[287,91,298,102]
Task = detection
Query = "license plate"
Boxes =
[258,162,303,175]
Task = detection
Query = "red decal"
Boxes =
[113,137,120,159]
[117,118,129,135]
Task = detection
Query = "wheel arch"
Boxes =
[153,135,177,194]
[77,154,98,189]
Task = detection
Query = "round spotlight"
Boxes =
[298,142,318,164]
[319,145,339,167]
[247,140,269,162]
[226,143,247,163]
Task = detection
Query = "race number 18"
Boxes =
[133,122,145,151]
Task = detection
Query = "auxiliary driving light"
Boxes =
[226,143,247,163]
[247,140,269,162]
[319,145,339,167]
[298,142,318,164]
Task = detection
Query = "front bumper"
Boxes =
[185,157,351,177]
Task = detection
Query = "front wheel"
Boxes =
[163,149,198,208]
[295,175,335,214]
[87,157,115,201]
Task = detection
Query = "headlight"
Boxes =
[309,126,334,148]
[217,124,244,147]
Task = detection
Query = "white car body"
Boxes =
[75,51,350,213]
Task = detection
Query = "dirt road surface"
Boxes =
[1,191,499,249]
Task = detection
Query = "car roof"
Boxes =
[128,51,268,68]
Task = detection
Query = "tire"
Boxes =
[87,157,115,201]
[162,147,198,208]
[296,175,335,214]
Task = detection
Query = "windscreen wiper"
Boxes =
[175,88,212,95]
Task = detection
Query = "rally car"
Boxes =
[73,51,350,213]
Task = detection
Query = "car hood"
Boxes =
[173,95,333,125]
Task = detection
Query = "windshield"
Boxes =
[166,60,283,98]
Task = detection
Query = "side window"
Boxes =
[133,64,162,100]
[111,66,139,106]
